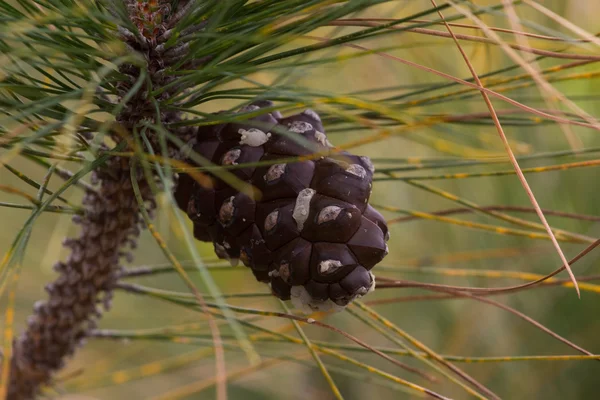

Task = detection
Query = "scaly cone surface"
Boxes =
[175,101,389,312]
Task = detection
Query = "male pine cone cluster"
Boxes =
[175,102,389,312]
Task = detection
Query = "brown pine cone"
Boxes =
[175,102,389,312]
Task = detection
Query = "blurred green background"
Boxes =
[2,1,600,399]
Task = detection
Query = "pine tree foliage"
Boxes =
[1,0,599,399]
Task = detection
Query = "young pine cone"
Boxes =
[175,102,389,312]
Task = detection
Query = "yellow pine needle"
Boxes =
[398,246,534,266]
[353,301,499,400]
[67,349,215,391]
[150,355,303,400]
[399,60,595,109]
[279,300,343,400]
[379,265,600,294]
[0,272,20,398]
[345,307,484,397]
[382,158,600,182]
[522,0,600,48]
[374,203,575,242]
[403,179,594,244]
[88,326,600,364]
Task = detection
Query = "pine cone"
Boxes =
[175,102,389,312]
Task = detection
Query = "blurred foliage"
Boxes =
[1,0,600,399]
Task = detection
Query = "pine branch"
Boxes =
[7,1,198,397]
[8,160,153,399]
